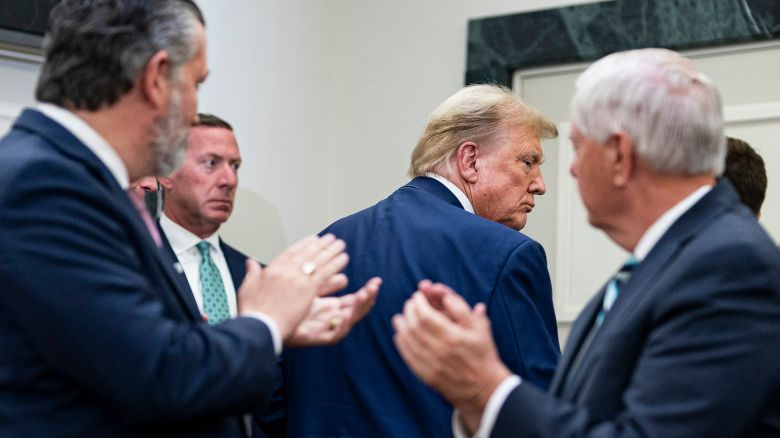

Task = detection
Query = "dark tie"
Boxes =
[197,241,230,325]
[127,189,162,247]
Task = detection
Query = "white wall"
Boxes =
[1,1,600,262]
[198,0,600,261]
[196,0,338,261]
[323,0,598,225]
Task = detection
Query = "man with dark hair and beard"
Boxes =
[0,1,378,436]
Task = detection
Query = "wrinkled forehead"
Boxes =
[488,123,544,155]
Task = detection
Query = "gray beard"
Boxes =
[150,89,189,176]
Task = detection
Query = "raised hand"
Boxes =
[237,234,349,341]
[392,280,511,434]
[288,277,381,347]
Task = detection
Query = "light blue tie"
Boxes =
[563,255,641,388]
[595,255,640,326]
[197,241,230,325]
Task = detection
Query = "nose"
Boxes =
[530,168,546,195]
[569,159,578,178]
[218,165,238,189]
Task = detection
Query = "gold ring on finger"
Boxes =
[301,261,317,275]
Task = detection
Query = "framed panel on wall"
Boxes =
[466,0,780,344]
[0,1,53,135]
[0,0,58,54]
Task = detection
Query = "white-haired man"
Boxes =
[393,48,780,437]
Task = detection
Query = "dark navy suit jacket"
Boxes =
[158,229,285,438]
[492,180,780,437]
[0,109,279,436]
[283,177,560,437]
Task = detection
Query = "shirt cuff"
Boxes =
[452,375,521,438]
[241,312,283,356]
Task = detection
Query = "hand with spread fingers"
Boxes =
[288,277,382,347]
[237,234,353,342]
[392,280,512,434]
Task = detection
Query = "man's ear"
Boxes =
[158,176,174,191]
[139,50,172,110]
[455,141,479,184]
[610,131,635,187]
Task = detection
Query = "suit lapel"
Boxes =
[603,181,736,331]
[559,181,739,400]
[158,223,202,319]
[15,109,202,322]
[562,247,679,400]
[219,239,247,290]
[550,287,606,395]
[123,203,203,321]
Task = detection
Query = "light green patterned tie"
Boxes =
[197,241,230,325]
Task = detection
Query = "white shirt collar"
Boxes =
[159,213,221,255]
[424,173,474,213]
[633,185,713,260]
[36,103,129,189]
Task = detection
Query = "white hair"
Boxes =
[571,48,725,176]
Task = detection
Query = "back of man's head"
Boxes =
[571,48,725,177]
[724,137,767,216]
[408,84,557,177]
[36,0,204,111]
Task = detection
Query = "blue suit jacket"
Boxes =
[158,230,286,438]
[492,180,780,437]
[0,109,279,436]
[283,177,560,437]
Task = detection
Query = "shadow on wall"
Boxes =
[220,187,287,264]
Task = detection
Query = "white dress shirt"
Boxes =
[159,214,239,317]
[454,184,713,438]
[159,214,283,355]
[425,172,475,213]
